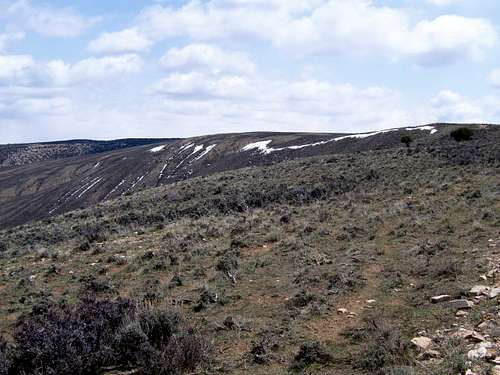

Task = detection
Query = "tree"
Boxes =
[400,135,412,148]
[450,127,474,142]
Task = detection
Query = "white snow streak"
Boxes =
[194,144,217,161]
[77,177,102,198]
[241,126,438,154]
[150,145,167,153]
[130,176,144,190]
[188,144,204,157]
[178,143,194,152]
[105,179,126,199]
[159,163,168,179]
[242,141,274,154]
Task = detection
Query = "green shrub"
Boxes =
[290,341,331,370]
[354,319,413,374]
[450,127,473,142]
[400,135,413,147]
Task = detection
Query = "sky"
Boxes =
[1,0,500,143]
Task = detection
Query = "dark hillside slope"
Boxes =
[0,126,498,374]
[2,123,496,228]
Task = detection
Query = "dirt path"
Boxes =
[305,261,386,342]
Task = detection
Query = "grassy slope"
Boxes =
[0,135,499,374]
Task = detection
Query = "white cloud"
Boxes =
[408,15,497,65]
[87,28,153,53]
[426,0,461,6]
[89,0,497,66]
[0,96,72,118]
[160,44,256,76]
[152,72,254,99]
[431,90,483,122]
[0,54,143,87]
[149,66,413,133]
[0,54,37,85]
[0,53,143,123]
[0,32,24,52]
[58,54,144,85]
[4,0,94,37]
[489,69,500,89]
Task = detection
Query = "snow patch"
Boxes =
[130,175,144,190]
[188,144,204,157]
[194,144,217,161]
[241,139,330,154]
[105,179,126,199]
[178,143,194,152]
[159,163,168,180]
[404,125,438,134]
[150,145,167,153]
[241,126,438,155]
[242,140,274,154]
[77,177,102,198]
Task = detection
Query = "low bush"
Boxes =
[78,223,107,243]
[2,295,210,375]
[450,127,473,142]
[354,319,413,374]
[328,269,364,295]
[290,341,331,370]
[0,336,9,375]
[400,135,412,148]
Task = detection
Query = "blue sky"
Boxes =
[1,0,500,143]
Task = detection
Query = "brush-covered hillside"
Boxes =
[0,124,499,375]
[0,123,489,229]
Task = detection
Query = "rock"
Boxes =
[223,316,239,330]
[492,366,500,375]
[456,310,468,317]
[468,342,496,360]
[411,336,433,351]
[490,328,500,339]
[337,308,348,315]
[492,357,500,365]
[465,370,477,375]
[366,299,376,304]
[454,329,475,338]
[424,349,441,359]
[431,295,452,303]
[489,288,500,299]
[470,285,490,296]
[468,347,488,360]
[471,332,486,342]
[446,299,474,310]
[478,321,492,330]
[453,329,485,342]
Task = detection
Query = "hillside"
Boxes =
[0,138,176,168]
[0,123,490,229]
[0,124,498,374]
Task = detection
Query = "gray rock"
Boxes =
[446,299,474,310]
[489,287,500,299]
[411,336,433,350]
[431,295,452,303]
[469,285,490,296]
